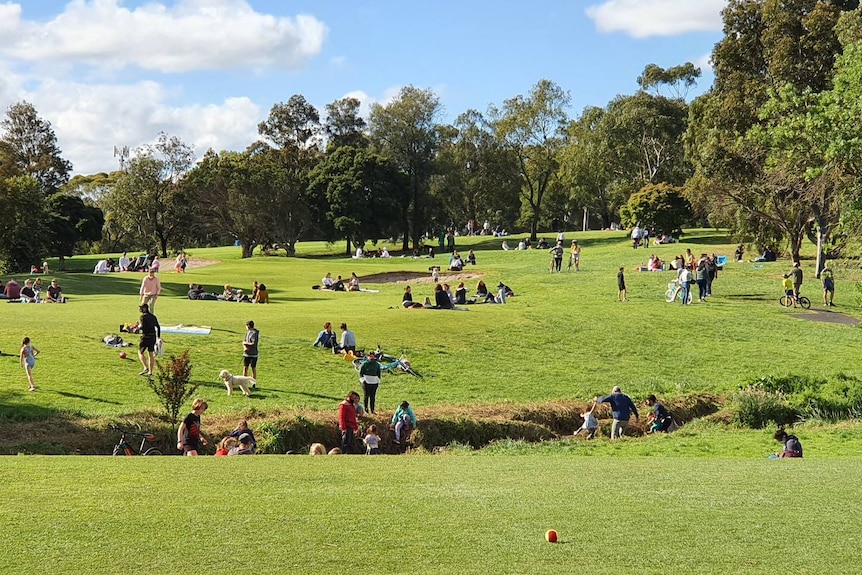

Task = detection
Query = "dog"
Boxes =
[218,369,255,396]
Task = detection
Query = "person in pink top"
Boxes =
[338,391,360,454]
[139,269,162,313]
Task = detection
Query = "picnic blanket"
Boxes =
[161,324,212,335]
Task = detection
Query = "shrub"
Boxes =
[148,349,198,426]
[731,387,798,428]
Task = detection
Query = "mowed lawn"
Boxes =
[2,455,861,575]
[1,229,861,425]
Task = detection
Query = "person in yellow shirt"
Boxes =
[568,240,581,272]
[782,275,795,307]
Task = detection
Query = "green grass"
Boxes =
[2,229,861,425]
[2,453,862,574]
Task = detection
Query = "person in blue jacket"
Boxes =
[595,386,639,439]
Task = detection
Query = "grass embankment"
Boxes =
[1,229,861,453]
[2,455,862,575]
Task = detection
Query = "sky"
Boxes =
[0,0,728,175]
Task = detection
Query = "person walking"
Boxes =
[596,386,639,439]
[821,265,834,306]
[360,352,382,414]
[139,268,161,313]
[338,391,361,453]
[549,241,564,273]
[568,240,581,271]
[19,336,40,392]
[177,398,209,456]
[242,320,259,384]
[617,267,627,302]
[137,303,161,376]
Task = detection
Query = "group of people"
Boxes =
[320,272,362,292]
[401,280,513,309]
[338,391,418,454]
[353,246,391,259]
[313,322,356,354]
[573,388,676,440]
[1,277,66,303]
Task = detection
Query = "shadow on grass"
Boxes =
[55,391,121,405]
[283,390,343,402]
[725,294,773,302]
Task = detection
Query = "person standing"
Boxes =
[242,320,259,384]
[617,267,627,302]
[19,336,40,392]
[821,265,835,306]
[137,303,161,376]
[568,240,581,271]
[596,386,639,439]
[139,268,161,313]
[338,391,361,453]
[789,261,803,298]
[359,352,382,414]
[549,241,564,273]
[695,255,709,302]
[679,265,693,306]
[177,398,209,456]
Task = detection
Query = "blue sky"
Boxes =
[0,0,726,174]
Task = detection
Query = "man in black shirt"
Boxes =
[646,394,674,433]
[137,303,161,376]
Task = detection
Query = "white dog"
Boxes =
[219,369,254,396]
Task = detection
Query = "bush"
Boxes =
[731,387,798,428]
[148,349,198,426]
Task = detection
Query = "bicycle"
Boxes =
[664,279,692,304]
[110,425,162,455]
[779,293,811,309]
[353,346,422,378]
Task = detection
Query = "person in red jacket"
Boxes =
[338,390,360,453]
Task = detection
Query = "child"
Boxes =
[574,401,599,439]
[782,274,795,307]
[215,436,238,456]
[617,267,628,302]
[364,424,381,455]
[177,398,209,456]
[20,337,40,392]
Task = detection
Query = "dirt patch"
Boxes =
[184,257,220,270]
[361,270,483,285]
[790,309,860,326]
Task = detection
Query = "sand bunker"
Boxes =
[360,271,483,285]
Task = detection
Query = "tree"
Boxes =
[46,193,104,270]
[491,79,570,240]
[149,349,198,426]
[369,86,443,250]
[259,95,322,150]
[102,133,196,257]
[324,97,368,150]
[619,183,692,236]
[637,62,702,99]
[0,176,49,273]
[0,101,72,194]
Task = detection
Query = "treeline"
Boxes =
[0,0,860,273]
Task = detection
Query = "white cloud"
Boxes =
[1,0,327,73]
[694,52,713,75]
[586,0,726,38]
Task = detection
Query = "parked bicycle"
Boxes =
[779,293,811,309]
[352,346,422,378]
[664,279,692,304]
[110,425,162,455]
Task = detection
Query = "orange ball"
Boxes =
[119,352,127,360]
[545,529,558,543]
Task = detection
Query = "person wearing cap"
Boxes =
[595,386,639,439]
[789,261,803,298]
[227,433,255,455]
[821,265,834,306]
[774,428,803,458]
[229,419,257,453]
[359,352,382,414]
[494,282,507,304]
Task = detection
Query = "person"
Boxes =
[617,267,627,302]
[139,269,161,313]
[348,272,360,291]
[177,398,209,456]
[549,241,564,273]
[821,265,835,306]
[595,386,639,439]
[774,428,803,458]
[253,283,269,304]
[475,280,489,301]
[517,239,526,251]
[568,240,581,271]
[695,255,709,302]
[228,433,255,455]
[442,283,455,307]
[494,282,507,304]
[354,245,363,259]
[449,251,464,271]
[19,279,39,303]
[242,320,259,382]
[670,254,684,271]
[679,265,693,306]
[364,425,381,455]
[338,391,361,454]
[402,285,424,309]
[754,247,777,262]
[574,400,599,439]
[5,278,20,300]
[631,224,642,249]
[215,436,238,457]
[789,262,803,299]
[684,248,695,271]
[391,401,417,444]
[536,238,549,250]
[454,282,468,305]
[229,420,257,453]
[359,352,382,414]
[782,274,795,307]
[645,395,674,433]
[332,275,346,291]
[501,240,510,251]
[45,278,65,303]
[467,250,476,266]
[334,323,356,354]
[20,336,40,392]
[149,254,161,273]
[93,259,109,274]
[313,322,337,348]
[137,303,161,376]
[734,245,745,262]
[381,247,391,258]
[434,283,453,309]
[174,253,184,273]
[322,272,334,289]
[309,443,327,456]
[328,448,342,455]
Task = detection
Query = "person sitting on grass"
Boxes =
[215,436,238,457]
[313,322,337,348]
[774,428,803,458]
[348,272,360,292]
[229,420,257,453]
[402,285,424,309]
[45,278,66,303]
[467,250,477,266]
[475,280,489,301]
[228,433,255,455]
[253,283,269,304]
[433,283,453,309]
[20,279,39,303]
[322,272,335,289]
[454,282,468,305]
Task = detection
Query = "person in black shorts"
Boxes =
[137,303,161,376]
[243,320,260,383]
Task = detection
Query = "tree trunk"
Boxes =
[240,242,254,258]
[58,255,67,272]
[346,238,351,257]
[814,215,829,278]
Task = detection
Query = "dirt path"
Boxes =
[790,309,860,326]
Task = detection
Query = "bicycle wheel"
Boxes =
[779,295,792,307]
[143,448,162,456]
[352,359,364,371]
[664,289,675,303]
[798,296,811,310]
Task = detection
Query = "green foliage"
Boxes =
[620,183,691,235]
[0,100,72,194]
[741,372,862,423]
[731,386,799,428]
[0,175,50,272]
[46,193,104,268]
[148,349,197,426]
